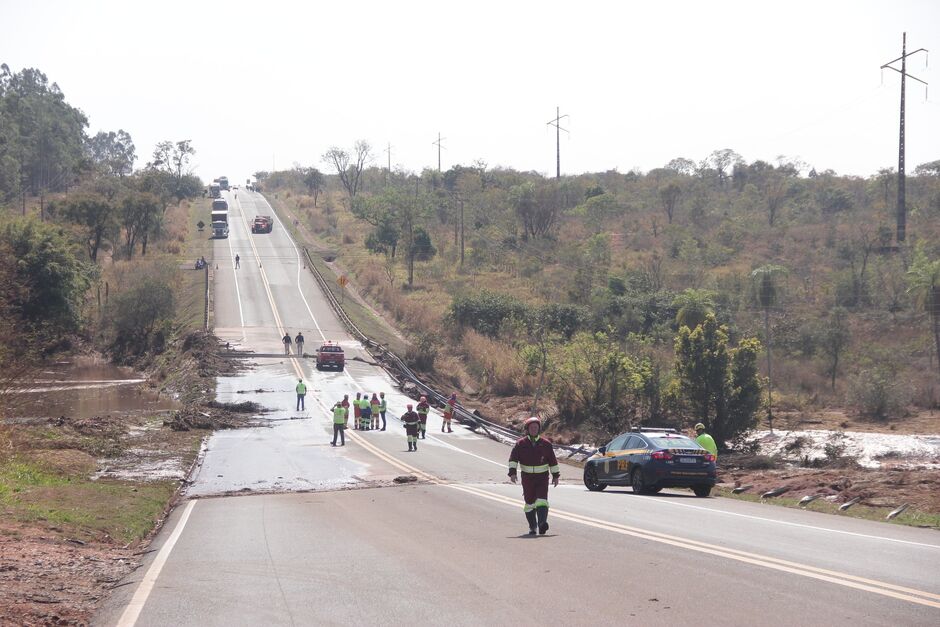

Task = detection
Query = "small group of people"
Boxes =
[329,392,388,446]
[194,256,207,269]
[282,331,305,356]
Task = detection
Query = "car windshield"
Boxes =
[648,435,700,449]
[320,346,342,352]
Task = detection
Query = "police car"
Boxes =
[583,428,716,497]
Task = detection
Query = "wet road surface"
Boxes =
[96,190,940,626]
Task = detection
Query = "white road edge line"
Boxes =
[225,195,245,334]
[115,500,197,627]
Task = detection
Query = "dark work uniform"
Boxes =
[508,435,560,533]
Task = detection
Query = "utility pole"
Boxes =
[546,106,569,180]
[384,142,392,187]
[432,132,445,172]
[881,32,928,244]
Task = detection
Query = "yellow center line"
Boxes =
[236,191,939,612]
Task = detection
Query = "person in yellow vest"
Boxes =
[378,392,388,431]
[331,401,347,446]
[359,394,372,430]
[295,378,307,411]
[694,423,718,462]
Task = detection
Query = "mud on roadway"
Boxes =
[0,332,263,626]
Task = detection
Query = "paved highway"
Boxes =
[96,190,940,626]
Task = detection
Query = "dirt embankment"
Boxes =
[0,331,261,625]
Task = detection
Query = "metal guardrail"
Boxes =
[299,245,593,460]
[204,264,210,331]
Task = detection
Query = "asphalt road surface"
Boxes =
[96,190,940,626]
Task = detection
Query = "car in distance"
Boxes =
[315,342,345,371]
[583,428,716,497]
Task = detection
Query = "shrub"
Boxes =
[848,366,909,420]
[449,290,530,337]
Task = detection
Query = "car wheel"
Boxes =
[647,487,662,494]
[583,465,607,492]
[631,468,649,495]
[693,485,712,498]
[315,363,322,371]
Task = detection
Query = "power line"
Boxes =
[880,32,928,244]
[546,106,569,180]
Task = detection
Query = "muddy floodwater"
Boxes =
[8,356,178,419]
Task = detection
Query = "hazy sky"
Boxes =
[2,0,938,184]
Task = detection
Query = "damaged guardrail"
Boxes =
[299,246,592,460]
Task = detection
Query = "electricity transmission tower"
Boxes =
[433,132,446,172]
[880,32,928,244]
[546,106,569,179]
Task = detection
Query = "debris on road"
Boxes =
[393,475,419,484]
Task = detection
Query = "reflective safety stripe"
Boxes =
[549,465,560,474]
[508,461,519,469]
[523,498,550,512]
[519,464,550,473]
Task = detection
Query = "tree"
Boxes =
[60,193,118,261]
[302,167,325,206]
[763,172,794,226]
[150,139,196,200]
[107,270,176,356]
[322,140,371,203]
[675,314,762,447]
[0,65,88,198]
[0,217,92,332]
[705,149,744,186]
[550,331,652,437]
[750,264,787,431]
[672,288,715,331]
[820,307,850,390]
[906,246,940,381]
[120,192,162,258]
[664,157,697,176]
[659,182,682,224]
[509,181,559,240]
[913,160,940,176]
[87,129,136,177]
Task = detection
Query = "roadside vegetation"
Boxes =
[0,64,227,623]
[258,144,940,447]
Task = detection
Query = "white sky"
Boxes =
[2,0,938,184]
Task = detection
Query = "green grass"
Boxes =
[714,487,940,529]
[0,455,178,544]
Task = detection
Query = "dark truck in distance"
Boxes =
[212,198,228,212]
[251,216,273,233]
[315,342,345,371]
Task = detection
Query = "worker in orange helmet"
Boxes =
[415,396,430,440]
[508,416,560,536]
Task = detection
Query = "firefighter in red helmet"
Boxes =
[508,416,560,535]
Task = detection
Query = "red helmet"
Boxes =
[523,416,541,431]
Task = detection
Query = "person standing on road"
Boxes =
[295,378,307,411]
[694,423,718,462]
[442,393,456,433]
[508,417,560,536]
[331,401,347,446]
[402,404,420,452]
[294,332,305,356]
[353,392,362,429]
[370,394,381,430]
[416,396,430,439]
[378,392,387,431]
[235,253,240,269]
[282,333,292,356]
[360,394,372,430]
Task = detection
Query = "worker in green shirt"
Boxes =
[295,378,307,411]
[331,401,347,446]
[694,422,718,461]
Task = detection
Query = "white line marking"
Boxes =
[116,500,197,627]
[628,492,940,550]
[224,198,245,334]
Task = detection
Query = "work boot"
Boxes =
[413,440,418,451]
[537,507,549,535]
[408,442,413,452]
[525,510,537,535]
[447,427,453,433]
